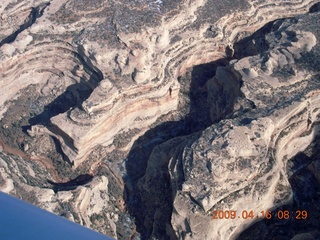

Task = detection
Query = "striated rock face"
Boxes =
[137,13,320,239]
[0,151,119,238]
[1,0,320,239]
[0,149,138,238]
[238,135,320,239]
[1,0,319,167]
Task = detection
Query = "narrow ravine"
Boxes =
[123,11,320,239]
[124,53,243,239]
[0,2,50,47]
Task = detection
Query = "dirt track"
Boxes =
[0,137,65,182]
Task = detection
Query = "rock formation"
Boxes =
[136,12,320,240]
[0,149,136,238]
[1,0,319,167]
[0,0,320,239]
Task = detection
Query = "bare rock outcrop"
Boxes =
[137,13,320,239]
[0,151,124,238]
[1,0,319,167]
[1,0,320,239]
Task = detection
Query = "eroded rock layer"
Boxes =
[0,151,118,238]
[0,0,320,239]
[1,0,319,167]
[136,12,320,240]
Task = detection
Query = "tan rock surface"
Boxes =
[0,151,121,238]
[0,0,320,239]
[1,0,318,167]
[137,13,320,239]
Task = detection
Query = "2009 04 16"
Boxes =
[212,210,308,220]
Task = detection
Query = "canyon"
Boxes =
[0,0,320,239]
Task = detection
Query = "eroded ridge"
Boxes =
[1,0,318,167]
[0,151,120,237]
[0,0,320,239]
[136,13,320,239]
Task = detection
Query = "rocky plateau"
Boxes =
[1,0,320,239]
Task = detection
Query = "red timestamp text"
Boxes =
[212,210,308,220]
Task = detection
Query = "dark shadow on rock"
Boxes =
[309,2,320,13]
[0,3,50,48]
[48,174,94,193]
[187,58,231,130]
[233,18,284,59]
[123,18,318,239]
[29,47,103,126]
[51,136,73,166]
[26,46,103,165]
[124,57,243,239]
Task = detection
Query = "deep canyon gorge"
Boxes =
[0,0,320,239]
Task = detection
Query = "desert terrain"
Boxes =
[1,0,320,239]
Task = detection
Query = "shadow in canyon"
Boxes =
[0,3,50,48]
[47,174,94,193]
[124,57,239,239]
[51,136,73,166]
[29,46,103,126]
[309,2,320,13]
[123,18,279,237]
[26,47,104,164]
[233,17,285,59]
[123,17,320,239]
[237,134,320,240]
[234,11,320,240]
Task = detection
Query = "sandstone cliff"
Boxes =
[1,0,319,167]
[0,0,320,239]
[135,12,320,240]
[0,150,128,238]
